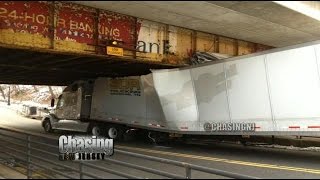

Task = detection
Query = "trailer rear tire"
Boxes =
[106,126,124,141]
[240,140,248,146]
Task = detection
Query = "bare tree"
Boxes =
[33,85,38,92]
[0,85,5,100]
[16,85,20,92]
[48,86,55,99]
[12,85,16,93]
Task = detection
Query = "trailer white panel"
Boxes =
[87,40,320,135]
[142,74,167,127]
[191,63,230,124]
[225,56,273,130]
[152,69,198,131]
[91,77,147,125]
[267,47,320,119]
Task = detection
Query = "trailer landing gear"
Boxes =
[148,132,170,146]
[148,132,157,144]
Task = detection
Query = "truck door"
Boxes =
[80,81,94,120]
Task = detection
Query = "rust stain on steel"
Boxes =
[99,10,140,49]
[0,1,142,50]
[55,2,96,44]
[0,1,272,65]
[54,2,142,48]
[0,1,51,48]
[0,1,50,37]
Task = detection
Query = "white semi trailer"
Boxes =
[42,40,320,140]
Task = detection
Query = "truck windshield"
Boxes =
[64,92,78,107]
[57,95,64,108]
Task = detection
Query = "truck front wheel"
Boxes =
[43,119,53,133]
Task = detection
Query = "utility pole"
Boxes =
[7,85,10,106]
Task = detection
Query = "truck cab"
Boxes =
[42,80,94,133]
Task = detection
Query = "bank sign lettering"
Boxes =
[59,135,113,161]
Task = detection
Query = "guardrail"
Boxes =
[0,125,259,179]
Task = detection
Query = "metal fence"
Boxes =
[0,125,259,179]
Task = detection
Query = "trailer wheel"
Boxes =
[240,140,248,146]
[91,125,104,136]
[107,126,124,140]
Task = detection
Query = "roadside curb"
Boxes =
[248,136,320,148]
[273,136,320,148]
[0,163,26,179]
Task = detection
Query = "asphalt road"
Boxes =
[0,102,320,179]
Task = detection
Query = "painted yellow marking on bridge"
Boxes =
[116,145,320,174]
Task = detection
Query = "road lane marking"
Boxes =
[116,145,320,174]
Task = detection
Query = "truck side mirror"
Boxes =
[51,99,55,107]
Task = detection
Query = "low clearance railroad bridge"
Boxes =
[1,2,320,179]
[0,1,319,86]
